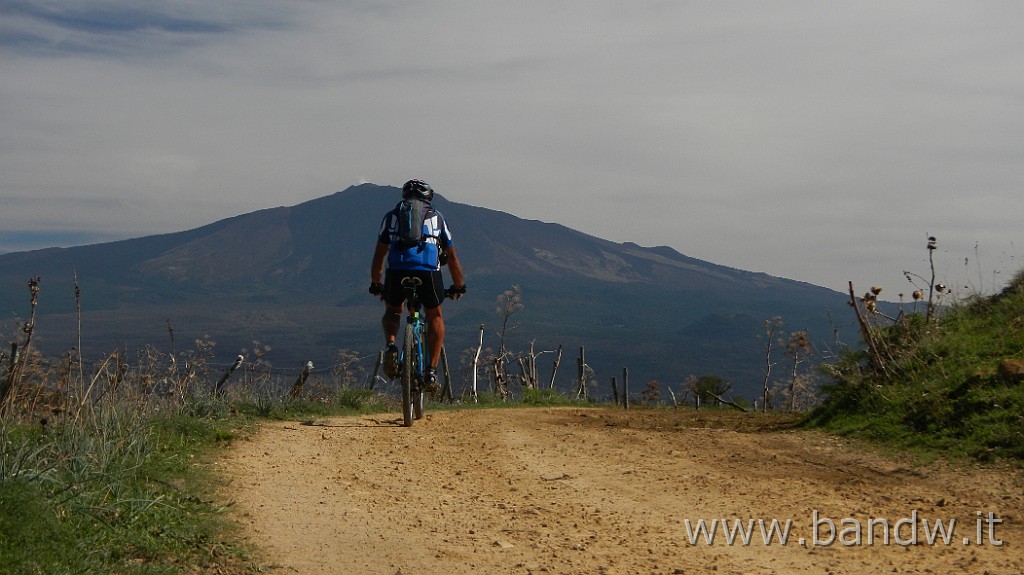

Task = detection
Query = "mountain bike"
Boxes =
[398,276,429,427]
[375,276,462,427]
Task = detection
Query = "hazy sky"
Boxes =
[3,1,1023,296]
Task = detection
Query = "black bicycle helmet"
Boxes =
[401,179,434,201]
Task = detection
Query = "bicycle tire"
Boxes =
[413,325,426,420]
[414,393,425,420]
[401,324,415,427]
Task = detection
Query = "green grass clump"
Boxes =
[0,404,256,575]
[232,388,386,420]
[806,269,1024,463]
[0,478,82,574]
[521,387,587,406]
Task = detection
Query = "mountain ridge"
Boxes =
[0,184,857,399]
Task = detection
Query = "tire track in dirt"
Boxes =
[219,408,1024,575]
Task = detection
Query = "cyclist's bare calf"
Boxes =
[382,303,444,371]
[382,305,402,345]
[425,306,444,371]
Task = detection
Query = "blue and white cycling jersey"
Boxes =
[378,202,453,272]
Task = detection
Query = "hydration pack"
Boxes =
[397,199,435,248]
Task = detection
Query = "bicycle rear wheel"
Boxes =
[401,324,415,427]
[413,327,426,420]
[413,368,425,420]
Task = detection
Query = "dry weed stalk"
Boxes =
[761,316,783,412]
[74,271,85,403]
[1,277,41,415]
[784,330,813,412]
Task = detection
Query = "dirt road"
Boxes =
[220,407,1023,575]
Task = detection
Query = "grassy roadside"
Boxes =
[804,269,1024,464]
[0,403,252,574]
[0,387,402,575]
[0,349,612,575]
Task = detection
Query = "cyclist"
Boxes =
[369,179,465,391]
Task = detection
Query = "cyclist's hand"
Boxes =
[445,284,466,300]
[368,282,385,298]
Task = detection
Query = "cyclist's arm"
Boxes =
[370,240,389,284]
[445,246,465,287]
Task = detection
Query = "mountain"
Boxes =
[0,184,859,400]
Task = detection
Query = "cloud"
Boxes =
[0,0,294,57]
[2,1,1024,294]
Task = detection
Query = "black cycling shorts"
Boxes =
[383,269,446,309]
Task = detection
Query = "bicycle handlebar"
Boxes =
[445,284,466,300]
[369,280,465,300]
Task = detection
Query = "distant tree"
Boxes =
[683,375,731,409]
[785,330,813,412]
[640,380,660,405]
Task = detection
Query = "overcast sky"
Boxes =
[2,1,1023,296]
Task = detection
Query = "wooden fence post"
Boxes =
[471,325,483,402]
[611,376,619,405]
[439,346,453,402]
[369,350,383,390]
[549,345,562,389]
[492,357,508,399]
[517,356,530,389]
[576,346,587,399]
[215,355,244,396]
[290,361,313,398]
[622,367,629,410]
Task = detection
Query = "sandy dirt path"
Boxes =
[219,407,1023,575]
